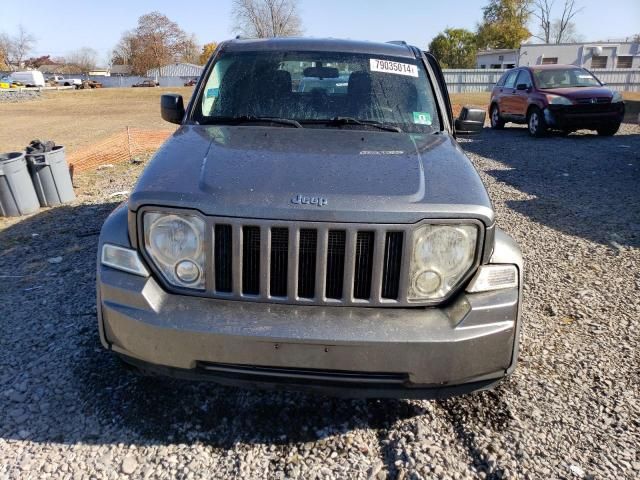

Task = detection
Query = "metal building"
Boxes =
[145,63,204,78]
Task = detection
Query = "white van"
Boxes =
[11,71,46,87]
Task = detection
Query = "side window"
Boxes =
[201,58,232,116]
[516,70,532,88]
[496,73,507,86]
[503,70,518,89]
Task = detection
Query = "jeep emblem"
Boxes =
[291,194,328,207]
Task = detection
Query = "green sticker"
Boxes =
[413,112,431,125]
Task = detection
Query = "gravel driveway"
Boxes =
[1,125,638,480]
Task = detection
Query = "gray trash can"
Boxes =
[26,146,76,207]
[0,152,41,216]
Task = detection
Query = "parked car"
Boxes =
[97,37,523,398]
[48,75,82,88]
[0,75,15,89]
[132,80,159,88]
[184,78,198,86]
[10,71,45,87]
[489,65,625,137]
[79,79,103,89]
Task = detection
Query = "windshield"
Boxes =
[195,50,440,133]
[533,68,602,89]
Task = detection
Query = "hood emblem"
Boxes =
[590,98,597,104]
[291,194,328,207]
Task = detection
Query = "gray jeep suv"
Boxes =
[97,38,523,398]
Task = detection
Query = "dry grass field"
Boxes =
[0,87,193,153]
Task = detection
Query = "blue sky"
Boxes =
[1,0,638,64]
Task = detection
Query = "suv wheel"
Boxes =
[490,105,505,129]
[597,123,621,136]
[527,107,547,137]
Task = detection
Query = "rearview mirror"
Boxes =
[455,106,485,135]
[303,66,340,79]
[161,94,185,124]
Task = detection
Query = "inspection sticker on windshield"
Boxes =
[413,112,432,125]
[370,59,418,77]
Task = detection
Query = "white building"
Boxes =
[476,41,640,69]
[476,49,518,69]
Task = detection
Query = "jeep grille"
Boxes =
[209,218,409,306]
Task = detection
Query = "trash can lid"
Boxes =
[0,152,25,165]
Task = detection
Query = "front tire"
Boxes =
[597,123,621,136]
[527,107,547,137]
[490,104,505,130]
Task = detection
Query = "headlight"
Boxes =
[409,224,477,301]
[546,94,572,105]
[143,212,205,289]
[611,91,623,103]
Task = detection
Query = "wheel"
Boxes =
[490,104,505,130]
[597,123,620,136]
[527,107,547,137]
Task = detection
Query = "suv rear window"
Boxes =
[196,50,440,133]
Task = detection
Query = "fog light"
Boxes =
[414,270,441,295]
[175,259,200,283]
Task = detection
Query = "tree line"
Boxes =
[429,0,586,69]
[110,0,301,75]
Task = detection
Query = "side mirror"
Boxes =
[161,94,185,124]
[455,106,485,135]
[516,83,528,91]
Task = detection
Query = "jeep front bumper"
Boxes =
[97,207,523,398]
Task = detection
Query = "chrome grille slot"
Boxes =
[270,227,289,297]
[354,231,375,299]
[242,226,260,295]
[214,224,232,293]
[297,229,317,298]
[326,230,346,299]
[382,232,403,299]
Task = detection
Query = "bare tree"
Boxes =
[179,34,200,64]
[67,47,99,73]
[532,0,583,44]
[553,0,583,43]
[550,18,582,43]
[111,12,192,75]
[232,0,303,38]
[0,32,11,67]
[531,0,553,43]
[111,32,137,65]
[11,25,36,66]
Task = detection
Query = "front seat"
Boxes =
[346,71,373,118]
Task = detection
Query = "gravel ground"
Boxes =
[0,90,41,103]
[1,125,638,480]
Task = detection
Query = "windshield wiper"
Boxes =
[203,115,302,128]
[301,117,402,133]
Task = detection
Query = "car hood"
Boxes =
[539,86,614,100]
[129,125,494,225]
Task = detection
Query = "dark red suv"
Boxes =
[489,65,625,137]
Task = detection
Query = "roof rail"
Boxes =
[386,40,407,46]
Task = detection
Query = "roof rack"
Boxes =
[386,40,408,46]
